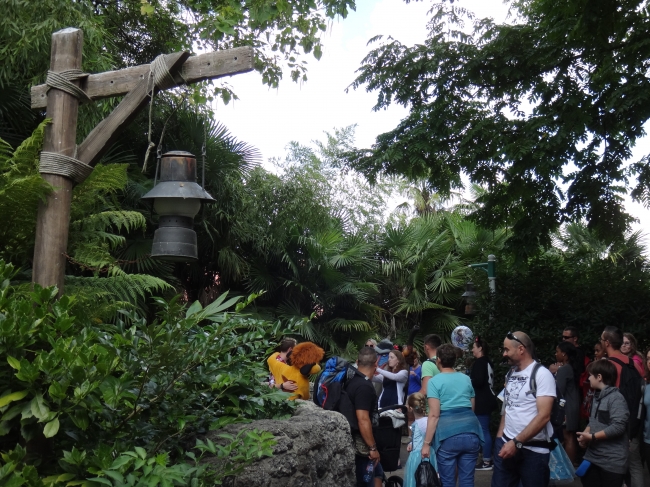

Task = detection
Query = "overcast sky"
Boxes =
[213,0,649,237]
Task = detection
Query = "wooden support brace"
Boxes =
[31,47,254,110]
[75,52,190,168]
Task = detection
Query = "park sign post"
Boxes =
[30,27,253,295]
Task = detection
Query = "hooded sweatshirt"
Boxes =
[583,385,629,474]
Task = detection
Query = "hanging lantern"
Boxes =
[141,151,214,261]
[462,281,477,315]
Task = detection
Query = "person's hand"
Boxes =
[281,381,298,392]
[549,363,560,374]
[421,443,430,459]
[576,431,591,448]
[407,442,413,452]
[369,449,380,465]
[409,370,416,376]
[498,439,517,459]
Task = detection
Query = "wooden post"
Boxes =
[29,36,253,296]
[32,28,83,294]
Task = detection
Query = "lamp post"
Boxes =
[469,254,496,295]
[141,151,214,261]
[468,254,496,320]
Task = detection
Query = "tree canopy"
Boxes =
[348,0,650,258]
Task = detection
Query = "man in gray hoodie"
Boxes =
[576,359,629,486]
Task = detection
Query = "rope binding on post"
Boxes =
[40,69,93,183]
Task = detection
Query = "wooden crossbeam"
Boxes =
[75,52,189,168]
[31,46,254,109]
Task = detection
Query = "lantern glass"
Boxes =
[153,197,201,218]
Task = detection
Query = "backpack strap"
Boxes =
[607,356,627,367]
[526,362,542,398]
[501,367,515,414]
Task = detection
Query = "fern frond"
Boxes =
[65,274,173,318]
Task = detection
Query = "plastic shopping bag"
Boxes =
[548,438,576,485]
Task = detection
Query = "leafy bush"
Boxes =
[0,260,299,486]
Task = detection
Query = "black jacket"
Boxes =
[470,356,497,415]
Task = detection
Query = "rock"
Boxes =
[203,400,356,487]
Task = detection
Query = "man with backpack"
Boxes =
[348,346,383,487]
[492,331,556,487]
[314,347,384,486]
[600,326,645,487]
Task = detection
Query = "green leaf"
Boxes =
[185,300,202,318]
[110,455,132,470]
[7,356,21,370]
[30,394,49,420]
[0,390,28,407]
[43,417,59,438]
[87,478,112,486]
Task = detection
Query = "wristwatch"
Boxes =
[514,438,523,449]
[368,444,377,452]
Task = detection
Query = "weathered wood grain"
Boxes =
[32,28,83,294]
[31,46,254,109]
[75,52,190,168]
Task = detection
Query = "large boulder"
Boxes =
[204,400,356,487]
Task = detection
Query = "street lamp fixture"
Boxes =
[141,151,214,261]
[462,281,477,315]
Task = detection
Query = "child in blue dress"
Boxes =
[404,392,429,487]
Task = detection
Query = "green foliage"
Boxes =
[471,224,650,370]
[0,120,52,265]
[0,259,298,486]
[348,0,650,258]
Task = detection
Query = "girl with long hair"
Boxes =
[621,333,644,373]
[404,393,429,487]
[373,350,409,407]
[470,335,497,471]
[555,341,582,464]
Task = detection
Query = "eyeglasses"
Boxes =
[561,335,574,340]
[506,332,526,348]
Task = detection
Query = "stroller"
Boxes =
[375,404,407,487]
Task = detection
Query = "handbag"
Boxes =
[548,438,576,485]
[414,458,442,487]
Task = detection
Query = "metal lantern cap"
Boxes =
[141,151,215,202]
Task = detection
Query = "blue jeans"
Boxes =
[436,433,480,487]
[491,437,550,487]
[354,456,384,487]
[476,414,493,461]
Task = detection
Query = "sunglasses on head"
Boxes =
[506,331,526,348]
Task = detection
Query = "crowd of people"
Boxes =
[266,325,649,487]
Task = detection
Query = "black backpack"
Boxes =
[608,356,645,437]
[313,356,370,430]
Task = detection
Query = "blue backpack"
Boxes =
[313,356,366,429]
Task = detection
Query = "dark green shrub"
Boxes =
[0,260,299,486]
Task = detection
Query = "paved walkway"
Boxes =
[387,437,588,486]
